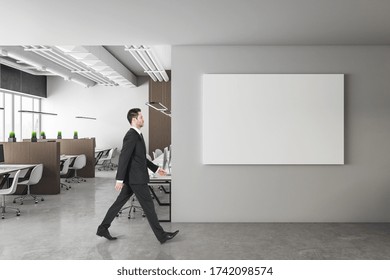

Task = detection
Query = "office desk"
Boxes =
[0,164,37,176]
[1,141,60,194]
[0,164,37,189]
[149,175,171,222]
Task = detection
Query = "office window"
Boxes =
[33,98,41,133]
[14,95,22,141]
[21,96,33,139]
[4,93,13,140]
[0,92,4,141]
[0,90,41,141]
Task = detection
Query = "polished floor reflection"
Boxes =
[1,170,390,260]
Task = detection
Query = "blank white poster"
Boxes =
[202,74,344,164]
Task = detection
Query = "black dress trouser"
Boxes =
[99,183,165,242]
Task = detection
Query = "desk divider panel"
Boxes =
[56,138,95,178]
[1,142,60,195]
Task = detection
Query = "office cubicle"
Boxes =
[56,138,95,178]
[1,142,61,195]
[22,138,96,178]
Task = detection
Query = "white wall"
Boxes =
[42,76,150,152]
[172,46,390,223]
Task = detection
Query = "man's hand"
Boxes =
[158,169,167,176]
[115,182,124,191]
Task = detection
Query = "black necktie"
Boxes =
[140,133,146,149]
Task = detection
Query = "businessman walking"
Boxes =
[96,108,179,244]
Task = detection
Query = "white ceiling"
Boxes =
[0,0,389,82]
[1,0,390,45]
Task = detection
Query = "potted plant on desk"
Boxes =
[57,131,62,139]
[73,131,78,139]
[31,131,37,142]
[8,131,16,142]
[40,131,46,139]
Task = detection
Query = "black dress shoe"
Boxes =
[96,228,117,240]
[160,230,179,244]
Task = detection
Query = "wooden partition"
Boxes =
[149,73,171,156]
[56,138,95,178]
[1,142,60,195]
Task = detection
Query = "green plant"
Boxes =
[31,131,37,138]
[57,131,62,136]
[40,131,46,137]
[74,131,78,136]
[9,131,15,138]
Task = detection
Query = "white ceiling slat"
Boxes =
[55,45,137,87]
[124,45,169,82]
[1,44,171,87]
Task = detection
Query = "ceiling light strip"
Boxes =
[76,60,117,84]
[46,49,86,71]
[35,50,80,72]
[129,47,158,81]
[26,46,85,75]
[58,48,120,85]
[11,46,91,87]
[142,49,164,82]
[83,71,112,84]
[75,116,97,120]
[53,54,113,85]
[23,46,51,52]
[125,45,158,82]
[144,70,165,82]
[46,48,101,77]
[125,45,169,82]
[125,47,148,69]
[39,46,115,85]
[78,70,112,85]
[138,46,163,82]
[145,102,168,111]
[161,111,171,117]
[18,110,57,116]
[145,102,171,117]
[19,45,130,87]
[144,48,163,69]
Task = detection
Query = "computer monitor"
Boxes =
[0,144,4,163]
[162,147,168,170]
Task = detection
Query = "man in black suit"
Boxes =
[96,108,179,244]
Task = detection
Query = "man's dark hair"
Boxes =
[127,108,141,124]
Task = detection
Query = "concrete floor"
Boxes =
[1,170,390,260]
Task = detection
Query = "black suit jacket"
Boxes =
[116,128,158,185]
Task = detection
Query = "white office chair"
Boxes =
[0,170,22,219]
[117,194,145,219]
[153,149,163,160]
[98,148,117,171]
[66,154,86,183]
[13,164,44,205]
[60,158,71,190]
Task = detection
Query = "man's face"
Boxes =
[133,112,144,128]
